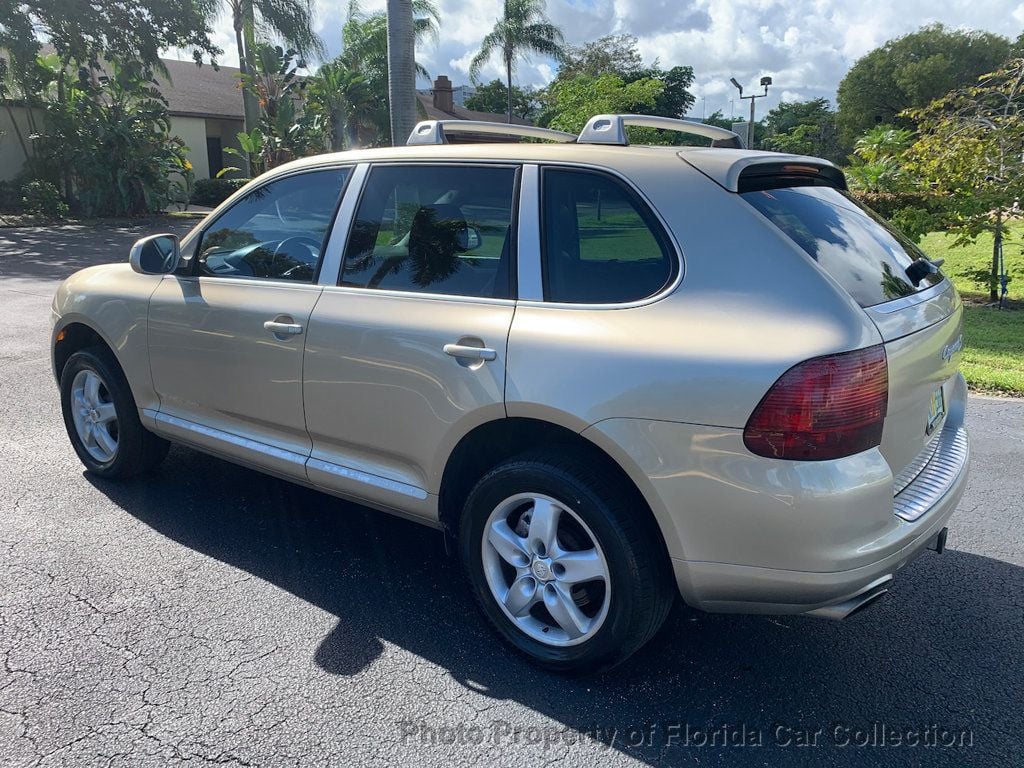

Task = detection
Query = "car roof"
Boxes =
[265,143,842,194]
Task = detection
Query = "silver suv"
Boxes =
[52,115,969,672]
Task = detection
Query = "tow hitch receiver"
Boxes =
[928,527,949,555]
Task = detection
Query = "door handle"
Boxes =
[264,320,304,336]
[443,343,497,362]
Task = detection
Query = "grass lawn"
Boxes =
[919,222,1024,396]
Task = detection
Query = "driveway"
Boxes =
[1,222,1022,766]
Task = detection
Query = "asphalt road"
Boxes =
[2,222,1023,767]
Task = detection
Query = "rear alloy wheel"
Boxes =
[460,449,674,674]
[482,493,611,646]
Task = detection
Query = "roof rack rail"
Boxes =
[407,120,576,146]
[577,114,743,148]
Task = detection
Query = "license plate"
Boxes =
[927,387,946,435]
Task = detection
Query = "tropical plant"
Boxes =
[305,0,438,149]
[223,45,326,175]
[903,59,1024,302]
[41,60,193,216]
[305,61,374,150]
[844,125,916,193]
[215,0,324,135]
[469,0,565,123]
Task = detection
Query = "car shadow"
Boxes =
[87,445,1020,765]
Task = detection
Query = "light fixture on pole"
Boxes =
[729,76,772,149]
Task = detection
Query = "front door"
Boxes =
[302,163,520,516]
[148,167,350,476]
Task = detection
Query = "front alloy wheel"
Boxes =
[69,369,119,463]
[60,346,169,478]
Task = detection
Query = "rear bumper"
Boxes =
[673,441,966,615]
[584,375,970,616]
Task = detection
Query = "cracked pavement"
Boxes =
[2,222,1023,767]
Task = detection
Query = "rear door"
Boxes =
[302,163,519,517]
[741,181,964,479]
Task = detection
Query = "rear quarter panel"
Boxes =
[506,157,881,429]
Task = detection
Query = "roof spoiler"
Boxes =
[577,114,743,148]
[407,120,576,145]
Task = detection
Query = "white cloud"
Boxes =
[183,0,1024,116]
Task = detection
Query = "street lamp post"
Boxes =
[729,76,772,149]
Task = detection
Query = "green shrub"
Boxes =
[190,177,249,207]
[21,180,68,218]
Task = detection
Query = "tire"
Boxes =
[60,345,169,479]
[459,448,674,674]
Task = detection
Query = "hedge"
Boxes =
[190,177,250,208]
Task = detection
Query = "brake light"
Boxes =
[743,346,888,461]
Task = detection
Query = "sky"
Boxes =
[193,0,1024,118]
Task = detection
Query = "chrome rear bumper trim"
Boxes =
[893,424,969,523]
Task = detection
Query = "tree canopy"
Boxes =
[836,23,1011,142]
[0,0,221,73]
[464,79,541,121]
[545,33,694,124]
[903,58,1024,301]
[762,98,843,162]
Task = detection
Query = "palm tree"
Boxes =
[386,0,416,146]
[308,1,438,149]
[469,0,564,123]
[221,0,324,134]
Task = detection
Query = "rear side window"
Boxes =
[541,169,675,304]
[341,164,517,299]
[741,185,944,307]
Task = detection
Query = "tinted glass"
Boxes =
[741,185,944,307]
[541,169,674,304]
[198,168,349,282]
[341,165,517,299]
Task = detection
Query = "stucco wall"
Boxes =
[0,106,39,181]
[169,115,210,181]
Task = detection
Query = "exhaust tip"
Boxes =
[805,576,892,621]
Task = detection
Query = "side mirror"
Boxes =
[456,225,482,252]
[129,234,181,275]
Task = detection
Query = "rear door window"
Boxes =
[340,164,517,299]
[541,168,675,304]
[741,185,944,307]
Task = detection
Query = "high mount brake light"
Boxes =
[743,346,888,461]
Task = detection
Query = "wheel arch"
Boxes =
[438,416,676,565]
[52,320,116,383]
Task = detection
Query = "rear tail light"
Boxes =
[743,346,888,461]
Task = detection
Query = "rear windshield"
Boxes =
[741,185,944,307]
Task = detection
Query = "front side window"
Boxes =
[197,168,349,282]
[541,168,675,304]
[741,185,945,307]
[341,164,518,299]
